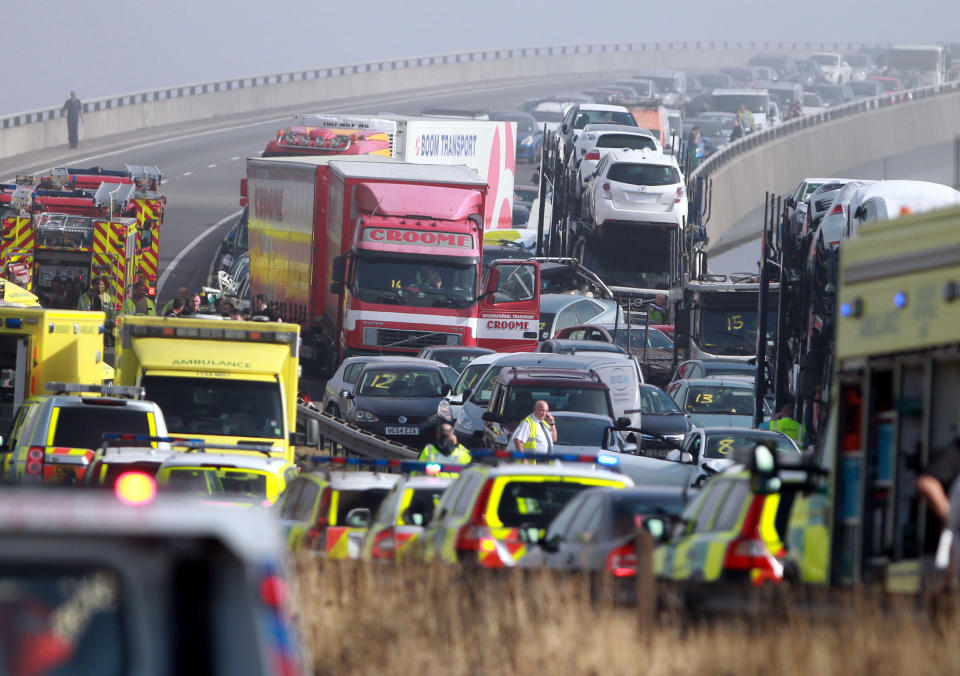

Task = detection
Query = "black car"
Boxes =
[636,384,691,458]
[415,346,494,373]
[522,486,686,580]
[344,361,459,447]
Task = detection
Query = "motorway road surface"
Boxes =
[5,75,625,305]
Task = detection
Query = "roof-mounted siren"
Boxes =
[125,164,164,192]
[93,182,136,215]
[48,167,70,190]
[9,184,35,212]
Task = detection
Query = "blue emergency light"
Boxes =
[5,318,22,329]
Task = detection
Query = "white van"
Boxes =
[711,89,772,131]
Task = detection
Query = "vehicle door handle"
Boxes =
[523,332,538,339]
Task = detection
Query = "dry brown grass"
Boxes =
[292,558,960,676]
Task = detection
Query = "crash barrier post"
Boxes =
[635,528,656,629]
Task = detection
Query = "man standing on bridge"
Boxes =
[61,91,84,149]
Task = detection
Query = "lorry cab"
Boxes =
[114,316,307,463]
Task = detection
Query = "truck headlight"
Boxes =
[354,409,378,423]
[457,409,473,432]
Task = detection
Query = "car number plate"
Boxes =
[386,426,419,435]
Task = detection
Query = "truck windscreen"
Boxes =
[699,301,776,357]
[142,376,284,438]
[352,258,477,308]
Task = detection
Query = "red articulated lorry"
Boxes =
[246,156,540,373]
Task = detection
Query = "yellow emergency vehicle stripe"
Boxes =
[397,488,415,525]
[45,408,60,446]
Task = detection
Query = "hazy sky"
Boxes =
[6,0,957,114]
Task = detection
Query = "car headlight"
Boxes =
[354,409,378,423]
[437,400,452,421]
[457,409,473,432]
[520,135,535,146]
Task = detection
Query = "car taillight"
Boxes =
[585,150,601,161]
[371,528,396,560]
[601,182,612,198]
[830,203,844,215]
[454,480,494,553]
[722,495,784,585]
[605,543,638,577]
[26,447,44,476]
[674,186,686,204]
[305,486,332,550]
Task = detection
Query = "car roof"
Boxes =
[301,470,401,488]
[358,359,449,372]
[471,463,634,482]
[498,366,607,386]
[422,346,493,356]
[160,453,290,471]
[551,410,615,423]
[402,475,454,489]
[677,377,755,388]
[540,293,600,312]
[581,123,655,136]
[605,149,679,167]
[97,447,176,463]
[575,103,633,112]
[541,339,626,354]
[713,88,768,95]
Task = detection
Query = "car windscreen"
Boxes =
[217,469,268,498]
[683,386,755,415]
[493,115,535,134]
[0,566,126,674]
[611,494,685,537]
[636,75,678,92]
[143,377,285,438]
[607,163,680,187]
[402,486,447,525]
[52,406,150,449]
[434,352,479,373]
[712,94,768,114]
[810,54,840,66]
[456,363,489,396]
[336,488,391,524]
[504,385,612,420]
[533,110,563,123]
[813,86,844,103]
[496,480,604,528]
[639,386,683,415]
[554,416,612,447]
[573,110,636,129]
[687,121,723,137]
[612,328,673,352]
[357,369,445,397]
[702,432,798,460]
[595,134,657,151]
[849,81,880,96]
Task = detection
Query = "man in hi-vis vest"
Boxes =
[511,400,558,454]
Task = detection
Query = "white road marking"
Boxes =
[157,209,241,295]
[182,171,192,176]
[207,163,217,168]
[231,156,240,161]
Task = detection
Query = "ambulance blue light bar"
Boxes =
[100,433,277,455]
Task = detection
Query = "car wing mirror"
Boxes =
[539,534,560,551]
[344,507,371,529]
[340,389,354,400]
[402,507,426,527]
[441,383,452,396]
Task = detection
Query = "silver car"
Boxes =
[665,377,770,428]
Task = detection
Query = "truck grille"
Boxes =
[364,328,460,349]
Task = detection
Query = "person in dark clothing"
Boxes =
[251,293,280,322]
[164,297,187,317]
[918,438,960,553]
[685,125,701,172]
[61,91,84,149]
[729,117,745,142]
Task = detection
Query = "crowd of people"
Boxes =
[46,276,281,322]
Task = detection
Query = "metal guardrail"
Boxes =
[690,80,960,183]
[296,404,418,461]
[1,40,886,130]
